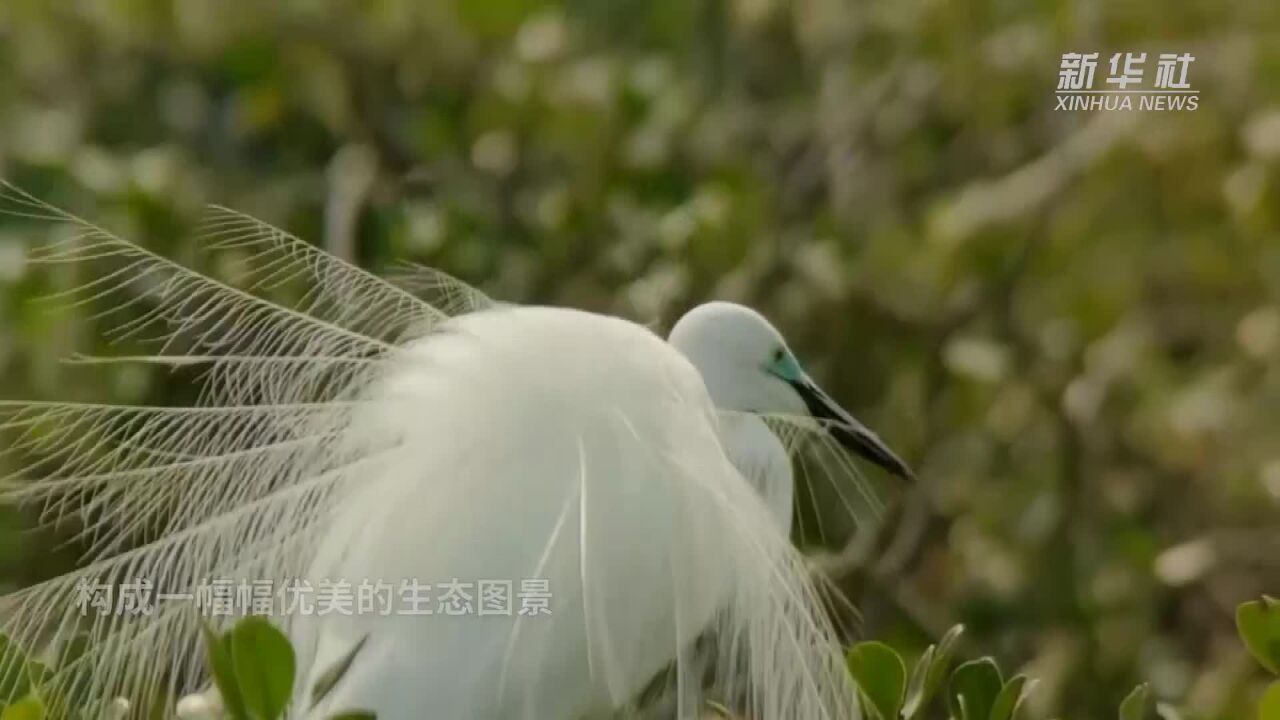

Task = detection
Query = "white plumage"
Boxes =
[0,183,910,719]
[293,306,832,718]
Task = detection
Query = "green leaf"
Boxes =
[310,636,368,709]
[935,625,966,667]
[230,617,296,720]
[846,641,906,720]
[904,625,965,720]
[902,644,936,719]
[1119,683,1150,720]
[989,675,1032,720]
[201,621,248,720]
[325,712,377,720]
[1237,597,1280,675]
[948,658,1002,720]
[1261,681,1280,720]
[0,695,45,720]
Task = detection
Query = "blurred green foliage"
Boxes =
[1,0,1279,717]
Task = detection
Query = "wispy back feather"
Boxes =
[0,184,867,718]
[0,183,475,708]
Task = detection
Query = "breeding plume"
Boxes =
[0,183,911,719]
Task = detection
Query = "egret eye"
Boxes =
[772,348,785,364]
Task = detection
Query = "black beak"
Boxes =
[789,378,914,482]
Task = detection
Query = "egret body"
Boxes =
[0,184,910,720]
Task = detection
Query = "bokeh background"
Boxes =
[1,0,1279,717]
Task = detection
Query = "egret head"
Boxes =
[669,301,913,481]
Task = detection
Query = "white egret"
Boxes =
[0,183,910,719]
